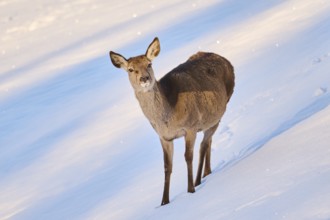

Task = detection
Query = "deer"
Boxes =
[109,37,234,206]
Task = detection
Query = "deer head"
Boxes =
[109,37,161,92]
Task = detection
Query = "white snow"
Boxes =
[1,0,330,219]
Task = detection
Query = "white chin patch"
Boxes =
[140,81,150,88]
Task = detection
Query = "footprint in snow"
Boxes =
[312,52,330,65]
[312,57,322,64]
[314,87,328,97]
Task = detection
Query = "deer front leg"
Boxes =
[185,131,197,193]
[160,138,173,206]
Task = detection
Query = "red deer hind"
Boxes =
[109,37,235,205]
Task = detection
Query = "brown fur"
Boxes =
[109,38,235,205]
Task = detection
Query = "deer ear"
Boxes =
[109,51,128,70]
[146,37,160,61]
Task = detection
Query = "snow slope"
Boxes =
[1,0,330,219]
[149,104,330,220]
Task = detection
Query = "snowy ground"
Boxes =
[1,0,330,219]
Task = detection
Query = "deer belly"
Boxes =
[150,121,186,141]
[175,92,226,127]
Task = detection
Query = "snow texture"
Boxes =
[1,0,330,219]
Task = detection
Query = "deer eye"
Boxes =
[147,63,152,68]
[128,68,134,72]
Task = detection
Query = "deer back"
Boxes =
[158,52,234,129]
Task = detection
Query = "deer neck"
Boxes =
[134,81,171,124]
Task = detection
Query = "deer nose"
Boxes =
[140,76,150,83]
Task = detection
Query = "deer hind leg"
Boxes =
[203,138,212,178]
[160,138,174,206]
[195,122,219,186]
[185,131,197,193]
